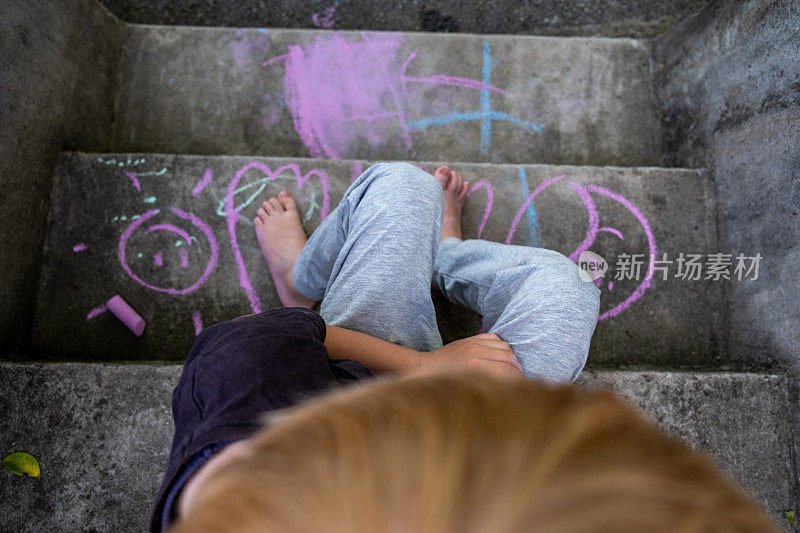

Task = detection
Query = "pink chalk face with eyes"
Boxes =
[118,208,219,295]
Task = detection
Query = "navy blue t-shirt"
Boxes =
[150,307,374,532]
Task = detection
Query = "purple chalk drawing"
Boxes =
[73,243,88,252]
[125,171,141,191]
[586,185,656,321]
[192,310,203,335]
[505,176,657,321]
[192,168,214,196]
[599,227,625,240]
[226,161,332,314]
[400,51,508,96]
[608,281,614,291]
[566,182,599,263]
[145,224,192,245]
[351,161,364,183]
[86,304,108,321]
[153,251,163,266]
[119,208,219,295]
[278,33,412,159]
[506,175,564,244]
[179,248,189,268]
[312,6,337,28]
[467,180,494,239]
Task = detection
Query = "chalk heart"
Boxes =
[225,161,332,314]
[505,176,657,322]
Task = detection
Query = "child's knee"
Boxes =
[363,162,443,206]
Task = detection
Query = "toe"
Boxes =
[277,191,297,211]
[263,201,276,215]
[434,166,451,185]
[257,206,269,220]
[268,198,284,212]
[447,170,462,193]
[254,215,264,228]
[460,182,470,199]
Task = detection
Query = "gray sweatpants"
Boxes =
[293,162,600,383]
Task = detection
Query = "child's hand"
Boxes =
[420,334,523,377]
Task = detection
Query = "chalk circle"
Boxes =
[119,208,219,295]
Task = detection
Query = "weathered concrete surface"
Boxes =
[32,152,723,368]
[112,27,661,167]
[0,364,793,531]
[0,363,179,532]
[654,0,800,375]
[578,370,798,523]
[0,0,124,354]
[98,0,710,38]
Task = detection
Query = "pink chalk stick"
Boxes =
[106,295,146,337]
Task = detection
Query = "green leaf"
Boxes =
[2,452,41,477]
[787,510,795,526]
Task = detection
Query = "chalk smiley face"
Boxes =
[118,207,219,294]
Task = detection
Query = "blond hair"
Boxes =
[172,372,776,533]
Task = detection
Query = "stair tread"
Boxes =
[113,26,662,167]
[0,362,791,531]
[33,152,723,367]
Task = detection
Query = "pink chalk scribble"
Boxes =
[73,243,88,252]
[192,310,203,335]
[608,281,615,291]
[125,172,141,191]
[86,304,108,321]
[566,182,599,263]
[226,161,332,314]
[505,176,657,321]
[279,33,412,159]
[400,51,508,96]
[586,184,656,321]
[192,168,213,196]
[119,208,219,295]
[467,180,494,239]
[145,224,192,245]
[153,251,163,266]
[599,226,625,240]
[179,248,189,268]
[312,6,337,28]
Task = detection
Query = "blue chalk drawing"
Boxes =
[480,40,492,156]
[517,167,542,247]
[168,78,175,85]
[129,168,168,177]
[143,196,157,204]
[406,40,545,155]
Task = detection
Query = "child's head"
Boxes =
[172,372,776,532]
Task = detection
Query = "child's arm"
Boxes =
[325,325,522,376]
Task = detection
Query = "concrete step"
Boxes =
[0,363,793,531]
[98,0,710,38]
[111,27,662,167]
[32,152,724,367]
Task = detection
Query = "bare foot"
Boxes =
[254,191,317,309]
[433,165,470,242]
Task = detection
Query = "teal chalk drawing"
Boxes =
[144,196,157,204]
[302,188,319,223]
[129,168,167,177]
[517,167,542,247]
